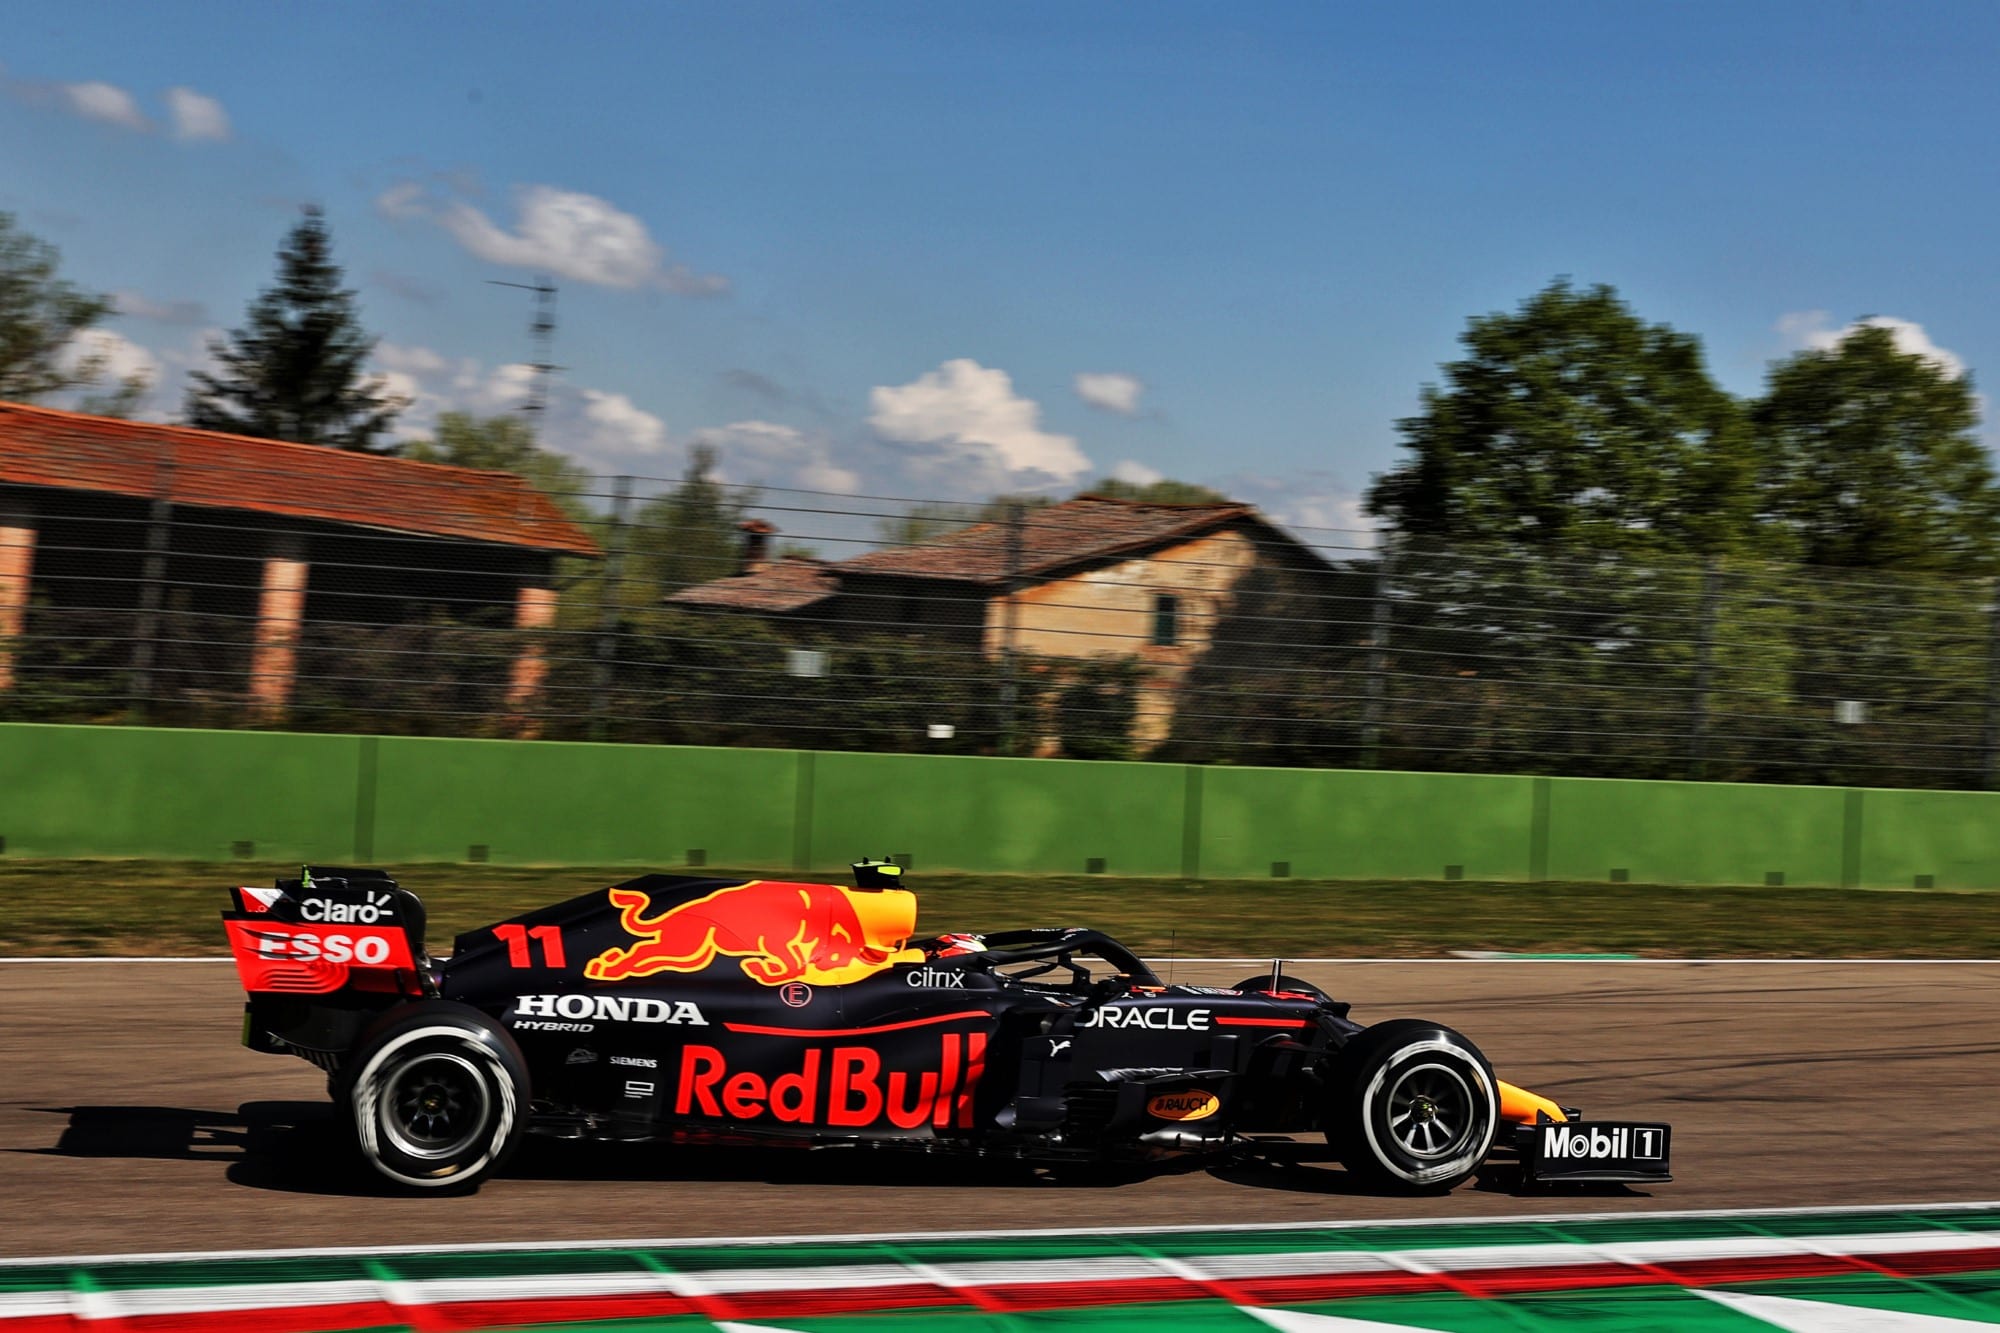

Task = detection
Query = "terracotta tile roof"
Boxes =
[0,401,600,556]
[665,557,840,612]
[837,494,1260,584]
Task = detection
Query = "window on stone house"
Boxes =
[1151,593,1180,646]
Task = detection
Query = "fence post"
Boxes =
[1688,555,1721,778]
[589,475,633,741]
[128,446,176,719]
[1982,579,2000,790]
[1360,536,1398,766]
[997,500,1026,755]
[0,493,37,693]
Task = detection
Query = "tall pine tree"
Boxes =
[185,205,402,450]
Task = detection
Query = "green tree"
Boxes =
[0,211,129,404]
[185,205,402,450]
[1357,283,1764,781]
[876,501,973,548]
[631,444,756,596]
[73,368,151,419]
[874,494,1054,548]
[1085,477,1229,504]
[1753,323,1998,576]
[1366,280,1756,558]
[401,411,594,526]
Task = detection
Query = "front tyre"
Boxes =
[1324,1018,1497,1193]
[343,1002,527,1192]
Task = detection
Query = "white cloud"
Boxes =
[22,77,228,144]
[371,341,460,420]
[1777,311,1968,379]
[379,181,728,295]
[375,341,452,378]
[577,387,669,458]
[376,181,428,220]
[374,341,673,474]
[60,328,161,389]
[869,358,1093,495]
[1109,458,1163,487]
[59,80,150,132]
[693,420,860,495]
[1219,470,1377,551]
[42,323,234,422]
[48,328,194,420]
[164,86,230,141]
[111,289,206,326]
[1074,371,1144,415]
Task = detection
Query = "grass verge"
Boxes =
[1,860,1994,958]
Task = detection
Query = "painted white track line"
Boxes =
[5,1199,2000,1270]
[10,1227,2000,1321]
[0,956,233,963]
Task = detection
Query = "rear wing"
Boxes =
[222,866,432,997]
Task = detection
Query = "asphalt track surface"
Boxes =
[3,960,1997,1259]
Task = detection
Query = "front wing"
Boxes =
[1516,1119,1673,1184]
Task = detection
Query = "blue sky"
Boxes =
[5,1,1997,539]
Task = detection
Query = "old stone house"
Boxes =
[667,494,1335,746]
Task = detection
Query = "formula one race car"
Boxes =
[222,862,1672,1193]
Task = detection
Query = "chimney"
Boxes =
[738,518,776,575]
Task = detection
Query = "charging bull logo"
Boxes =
[585,880,919,986]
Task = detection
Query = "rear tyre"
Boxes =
[341,1002,527,1192]
[1323,1018,1496,1193]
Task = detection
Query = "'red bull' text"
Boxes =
[674,1032,988,1129]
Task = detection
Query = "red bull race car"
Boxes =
[222,862,1672,1193]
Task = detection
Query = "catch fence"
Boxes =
[1,445,1995,790]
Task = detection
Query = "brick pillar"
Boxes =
[248,536,309,716]
[0,496,37,692]
[509,582,559,734]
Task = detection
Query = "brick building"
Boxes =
[0,402,598,716]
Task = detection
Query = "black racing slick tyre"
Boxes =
[1323,1018,1498,1193]
[341,1002,527,1193]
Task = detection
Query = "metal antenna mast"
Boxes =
[487,275,559,419]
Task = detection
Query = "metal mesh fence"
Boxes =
[1,445,1995,789]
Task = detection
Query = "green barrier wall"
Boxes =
[1197,767,1540,881]
[367,736,801,868]
[809,751,1190,877]
[1,721,1997,888]
[1541,775,1854,888]
[0,725,365,862]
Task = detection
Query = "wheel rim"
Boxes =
[380,1052,488,1161]
[1384,1060,1476,1160]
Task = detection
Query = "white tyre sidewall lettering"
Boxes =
[1357,1036,1497,1186]
[351,1024,518,1189]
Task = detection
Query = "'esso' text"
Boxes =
[254,929,392,966]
